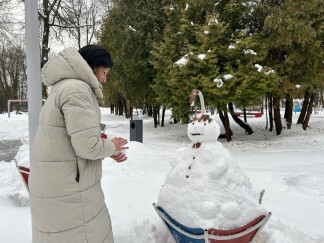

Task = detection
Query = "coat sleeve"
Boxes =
[60,90,116,160]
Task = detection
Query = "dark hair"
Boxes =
[78,45,113,69]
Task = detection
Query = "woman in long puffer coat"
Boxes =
[29,45,128,243]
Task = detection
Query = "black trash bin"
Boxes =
[130,120,143,143]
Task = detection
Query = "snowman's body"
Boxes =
[158,115,265,230]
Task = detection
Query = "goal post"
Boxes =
[7,100,28,118]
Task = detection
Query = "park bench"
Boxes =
[235,106,263,118]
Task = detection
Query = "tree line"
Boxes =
[0,0,322,140]
[0,41,27,113]
[99,0,323,140]
[0,0,110,111]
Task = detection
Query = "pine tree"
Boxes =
[150,1,186,125]
[164,1,225,123]
[100,0,170,118]
[264,0,324,130]
[151,0,279,139]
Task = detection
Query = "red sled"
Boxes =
[14,159,30,193]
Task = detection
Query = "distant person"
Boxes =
[29,45,128,243]
[138,109,143,120]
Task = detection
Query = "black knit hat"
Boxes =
[79,45,113,69]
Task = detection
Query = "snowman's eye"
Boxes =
[192,123,194,125]
[204,123,206,125]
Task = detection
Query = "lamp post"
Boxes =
[25,0,42,162]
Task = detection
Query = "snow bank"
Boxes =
[0,162,29,207]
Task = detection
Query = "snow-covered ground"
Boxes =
[0,108,323,243]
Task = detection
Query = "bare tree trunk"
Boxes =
[297,91,310,124]
[302,93,316,130]
[243,108,247,122]
[40,18,50,68]
[223,111,231,142]
[0,44,26,112]
[39,0,63,99]
[284,94,293,129]
[147,105,153,117]
[268,93,274,132]
[129,106,133,120]
[228,103,253,134]
[219,110,232,142]
[122,97,129,118]
[142,104,147,115]
[110,104,114,114]
[118,94,123,116]
[265,94,268,129]
[153,106,159,128]
[273,95,282,135]
[261,100,264,115]
[161,106,166,127]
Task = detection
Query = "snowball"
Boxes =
[199,201,218,219]
[208,159,228,178]
[187,116,220,143]
[222,202,241,219]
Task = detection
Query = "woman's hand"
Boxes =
[110,152,127,163]
[110,137,129,163]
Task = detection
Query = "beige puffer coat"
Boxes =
[29,47,116,243]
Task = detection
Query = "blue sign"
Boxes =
[293,106,302,112]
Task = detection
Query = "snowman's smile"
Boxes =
[191,133,201,136]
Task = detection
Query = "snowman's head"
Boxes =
[187,115,220,143]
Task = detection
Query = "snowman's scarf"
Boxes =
[192,143,201,149]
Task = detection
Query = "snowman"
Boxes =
[158,89,266,230]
